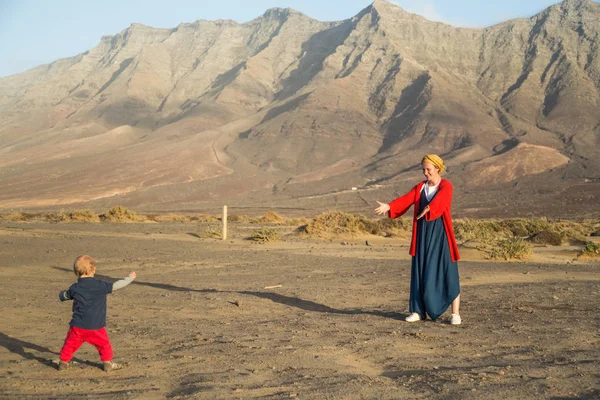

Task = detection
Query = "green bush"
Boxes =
[580,242,600,258]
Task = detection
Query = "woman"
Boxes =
[375,154,461,325]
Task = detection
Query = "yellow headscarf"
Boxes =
[422,154,445,174]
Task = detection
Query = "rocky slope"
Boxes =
[0,0,598,217]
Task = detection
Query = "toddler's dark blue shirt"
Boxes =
[65,277,113,330]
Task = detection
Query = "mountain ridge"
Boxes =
[0,0,598,217]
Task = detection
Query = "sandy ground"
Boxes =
[0,221,598,400]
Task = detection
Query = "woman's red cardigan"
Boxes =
[387,179,460,262]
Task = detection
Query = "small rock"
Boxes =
[365,240,371,246]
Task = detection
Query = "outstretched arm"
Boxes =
[384,184,420,219]
[113,272,136,291]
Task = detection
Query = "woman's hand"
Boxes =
[374,201,390,216]
[416,205,430,220]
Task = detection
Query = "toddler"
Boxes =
[58,255,136,372]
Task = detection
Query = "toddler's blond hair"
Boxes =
[73,255,96,277]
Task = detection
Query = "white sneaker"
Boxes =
[450,314,462,325]
[405,313,422,322]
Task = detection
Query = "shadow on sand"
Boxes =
[51,266,402,320]
[0,332,98,369]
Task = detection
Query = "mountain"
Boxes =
[1,0,599,217]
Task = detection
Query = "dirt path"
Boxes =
[0,222,598,399]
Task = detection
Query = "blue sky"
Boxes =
[0,0,579,77]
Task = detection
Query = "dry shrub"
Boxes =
[455,218,594,246]
[301,211,408,238]
[489,238,532,261]
[149,214,189,223]
[0,212,26,221]
[528,230,562,246]
[44,211,67,222]
[150,213,216,223]
[285,217,310,226]
[68,210,100,222]
[1,212,43,222]
[501,218,551,237]
[361,218,410,237]
[579,241,600,258]
[591,229,600,237]
[260,211,286,224]
[551,222,589,245]
[100,206,146,222]
[191,214,218,223]
[202,228,222,239]
[454,219,512,243]
[20,212,40,221]
[508,218,592,244]
[228,214,250,223]
[303,211,366,238]
[248,227,280,243]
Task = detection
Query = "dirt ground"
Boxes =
[0,221,598,400]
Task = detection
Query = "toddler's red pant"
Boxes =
[60,326,113,362]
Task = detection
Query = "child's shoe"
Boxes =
[103,361,123,372]
[58,361,70,371]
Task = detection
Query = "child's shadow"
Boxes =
[0,331,97,369]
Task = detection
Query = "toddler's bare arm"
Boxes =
[113,272,136,291]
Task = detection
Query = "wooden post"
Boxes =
[222,205,228,240]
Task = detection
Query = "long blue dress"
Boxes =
[409,191,460,320]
